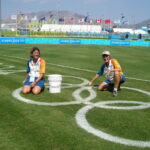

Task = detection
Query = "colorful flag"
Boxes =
[68,18,74,23]
[48,15,54,23]
[119,14,126,25]
[50,14,54,18]
[24,15,28,20]
[39,17,46,23]
[118,20,122,25]
[95,19,102,23]
[122,20,129,24]
[88,19,93,23]
[121,15,125,19]
[105,19,111,24]
[84,16,89,22]
[79,18,84,23]
[11,15,17,20]
[17,14,24,23]
[59,18,64,22]
[31,16,37,21]
[113,20,118,24]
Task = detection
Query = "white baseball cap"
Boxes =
[102,51,110,56]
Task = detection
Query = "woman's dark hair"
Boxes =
[30,47,40,58]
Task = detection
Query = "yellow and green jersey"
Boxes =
[26,57,46,78]
[97,58,124,81]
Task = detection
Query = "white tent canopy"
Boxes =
[113,28,134,34]
[134,29,148,34]
[41,24,102,33]
[113,28,148,34]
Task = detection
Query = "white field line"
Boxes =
[0,70,25,75]
[76,104,150,148]
[1,54,150,82]
[12,75,95,106]
[0,62,25,74]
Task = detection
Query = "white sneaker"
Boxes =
[112,90,118,96]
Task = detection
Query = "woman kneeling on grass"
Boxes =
[22,47,46,95]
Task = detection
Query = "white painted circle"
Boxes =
[94,86,150,110]
[75,103,150,148]
[59,75,89,88]
[12,76,96,106]
[75,86,150,148]
[12,87,81,106]
[95,100,150,110]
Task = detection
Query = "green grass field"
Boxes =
[0,44,150,150]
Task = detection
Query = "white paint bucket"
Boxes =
[48,74,62,93]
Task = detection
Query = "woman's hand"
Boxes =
[106,70,111,76]
[88,81,93,86]
[31,81,36,88]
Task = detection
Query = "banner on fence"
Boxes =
[0,38,150,47]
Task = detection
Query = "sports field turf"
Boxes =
[0,44,150,150]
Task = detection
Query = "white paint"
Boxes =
[0,70,25,75]
[75,86,150,148]
[12,76,96,106]
[12,87,81,106]
[0,62,25,75]
[72,86,96,102]
[95,101,150,110]
[0,65,14,69]
[126,77,150,82]
[75,104,150,148]
[1,54,150,82]
[122,86,150,96]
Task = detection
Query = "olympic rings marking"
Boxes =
[12,75,96,106]
[75,103,150,148]
[72,86,96,103]
[94,86,150,110]
[75,87,150,148]
[12,75,150,148]
[95,100,150,110]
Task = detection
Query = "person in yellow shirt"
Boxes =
[22,47,46,94]
[88,51,125,96]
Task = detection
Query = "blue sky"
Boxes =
[2,0,150,24]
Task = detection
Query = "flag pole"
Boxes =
[16,13,18,36]
[16,14,17,36]
[0,0,2,37]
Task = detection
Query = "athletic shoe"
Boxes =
[112,90,118,96]
[92,85,99,88]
